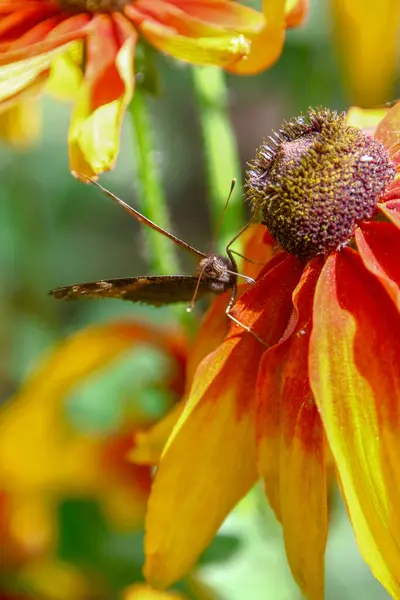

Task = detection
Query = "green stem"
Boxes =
[192,67,244,254]
[129,88,180,275]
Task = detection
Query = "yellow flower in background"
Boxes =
[332,0,400,106]
[0,0,307,176]
[0,320,187,598]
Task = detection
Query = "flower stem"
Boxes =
[129,88,180,275]
[192,67,244,255]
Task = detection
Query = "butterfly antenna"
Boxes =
[79,174,206,259]
[186,179,237,313]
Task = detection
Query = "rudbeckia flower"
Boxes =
[0,0,307,178]
[143,104,400,599]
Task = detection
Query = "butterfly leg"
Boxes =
[224,279,269,349]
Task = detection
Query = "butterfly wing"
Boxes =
[49,276,211,306]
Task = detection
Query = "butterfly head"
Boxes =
[197,254,235,294]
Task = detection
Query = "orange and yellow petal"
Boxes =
[144,253,302,590]
[256,260,327,600]
[128,0,263,68]
[285,0,308,27]
[309,249,400,598]
[331,0,400,106]
[68,15,136,178]
[227,0,286,74]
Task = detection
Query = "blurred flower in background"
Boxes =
[331,0,400,106]
[143,105,400,599]
[0,321,186,598]
[0,0,308,177]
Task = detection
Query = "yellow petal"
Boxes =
[0,99,41,147]
[140,19,250,68]
[0,42,73,105]
[46,41,84,101]
[144,337,260,589]
[124,584,187,600]
[331,0,400,106]
[69,19,136,178]
[20,558,94,600]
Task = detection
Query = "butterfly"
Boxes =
[50,177,256,315]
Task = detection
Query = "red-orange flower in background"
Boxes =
[0,0,307,176]
[143,104,400,599]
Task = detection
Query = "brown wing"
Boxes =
[49,276,211,306]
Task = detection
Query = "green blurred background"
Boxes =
[1,0,398,597]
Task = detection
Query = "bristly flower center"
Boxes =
[60,0,130,11]
[246,108,396,259]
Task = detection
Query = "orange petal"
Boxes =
[69,14,136,178]
[256,260,327,600]
[331,0,400,106]
[374,99,400,155]
[144,254,302,589]
[240,223,275,280]
[309,249,400,598]
[227,0,286,75]
[356,222,400,311]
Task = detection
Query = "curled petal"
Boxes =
[139,18,250,68]
[309,249,400,598]
[285,0,308,27]
[331,0,400,106]
[257,260,327,600]
[227,0,286,74]
[356,222,400,311]
[144,255,302,589]
[69,14,136,178]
